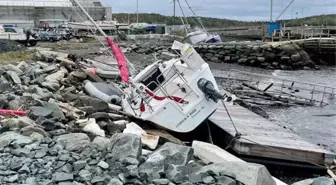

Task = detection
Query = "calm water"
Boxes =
[210,63,336,153]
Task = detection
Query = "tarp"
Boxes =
[105,37,129,84]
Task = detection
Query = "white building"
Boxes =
[0,0,112,27]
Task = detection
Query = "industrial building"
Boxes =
[0,0,112,27]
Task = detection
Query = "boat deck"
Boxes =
[209,101,336,165]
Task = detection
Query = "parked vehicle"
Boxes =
[0,25,39,46]
[38,30,62,42]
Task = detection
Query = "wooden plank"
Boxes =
[209,101,336,164]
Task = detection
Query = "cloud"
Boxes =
[105,0,336,21]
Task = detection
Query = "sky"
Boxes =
[105,0,336,21]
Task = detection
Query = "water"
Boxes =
[210,63,336,153]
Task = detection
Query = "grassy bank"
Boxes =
[0,50,36,65]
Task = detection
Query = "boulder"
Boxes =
[194,162,276,185]
[165,164,190,183]
[29,106,53,119]
[257,57,266,62]
[107,133,141,161]
[123,122,159,150]
[281,44,297,55]
[292,179,315,185]
[56,133,90,152]
[92,136,110,149]
[290,54,301,62]
[139,142,193,175]
[45,68,67,82]
[6,71,21,84]
[0,131,34,148]
[312,177,335,185]
[0,83,11,93]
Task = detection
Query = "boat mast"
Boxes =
[176,0,189,28]
[183,0,206,31]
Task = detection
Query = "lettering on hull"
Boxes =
[176,106,205,128]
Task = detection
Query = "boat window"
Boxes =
[4,28,16,33]
[140,67,165,92]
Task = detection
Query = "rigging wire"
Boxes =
[183,0,206,31]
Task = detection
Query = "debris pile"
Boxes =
[0,50,279,184]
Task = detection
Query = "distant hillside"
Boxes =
[113,13,262,27]
[281,14,336,27]
[112,13,336,28]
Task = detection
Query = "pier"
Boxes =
[209,100,336,165]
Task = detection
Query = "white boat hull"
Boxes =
[145,65,219,133]
[187,31,208,44]
[122,42,220,133]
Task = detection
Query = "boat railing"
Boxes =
[222,69,336,106]
[141,62,199,112]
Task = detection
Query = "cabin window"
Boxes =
[140,67,165,92]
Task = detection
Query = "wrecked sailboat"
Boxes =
[73,0,223,133]
[121,41,222,133]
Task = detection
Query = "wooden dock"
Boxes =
[209,101,336,165]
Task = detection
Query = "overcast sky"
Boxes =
[106,0,336,21]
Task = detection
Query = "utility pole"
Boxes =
[136,0,139,23]
[270,0,273,22]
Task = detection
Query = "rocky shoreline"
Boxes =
[0,40,334,185]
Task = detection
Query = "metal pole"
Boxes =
[136,0,139,23]
[270,0,273,21]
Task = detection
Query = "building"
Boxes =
[0,0,112,28]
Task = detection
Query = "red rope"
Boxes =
[0,109,26,116]
[145,89,185,104]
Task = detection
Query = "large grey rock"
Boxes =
[312,177,335,185]
[195,162,275,185]
[42,81,60,91]
[292,179,315,185]
[216,176,237,185]
[6,71,21,84]
[107,133,141,161]
[45,69,66,82]
[92,136,110,149]
[79,96,109,112]
[6,64,23,73]
[54,172,74,182]
[5,116,35,130]
[56,133,90,152]
[139,142,193,175]
[0,131,34,148]
[29,106,53,119]
[73,160,87,172]
[107,178,123,185]
[8,98,21,110]
[291,53,301,62]
[39,101,66,120]
[0,83,11,93]
[165,164,189,183]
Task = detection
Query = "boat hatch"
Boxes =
[139,67,165,92]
